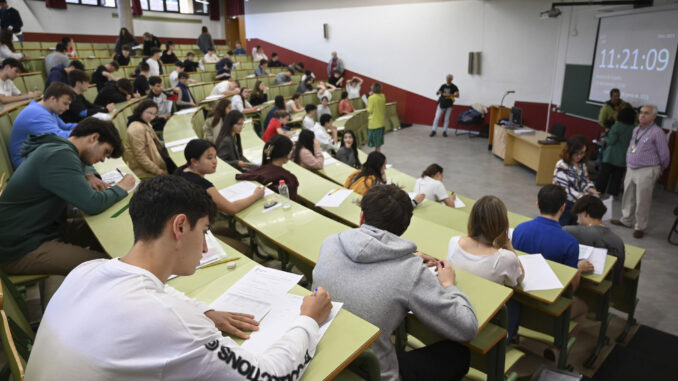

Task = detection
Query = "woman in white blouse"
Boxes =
[0,30,24,61]
[414,164,456,207]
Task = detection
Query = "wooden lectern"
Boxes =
[488,105,511,150]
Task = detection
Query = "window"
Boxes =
[65,0,114,6]
[165,0,179,12]
[61,0,208,14]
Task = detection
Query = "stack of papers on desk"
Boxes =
[513,128,536,135]
[518,254,563,291]
[166,137,194,148]
[578,244,606,275]
[219,181,273,202]
[210,267,302,321]
[203,94,224,102]
[316,188,352,208]
[175,107,200,115]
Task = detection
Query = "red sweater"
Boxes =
[262,118,282,143]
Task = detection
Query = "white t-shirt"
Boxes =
[231,94,252,112]
[447,236,522,286]
[303,116,315,131]
[346,84,361,99]
[203,53,219,63]
[312,122,334,149]
[210,80,232,96]
[169,71,179,89]
[147,58,160,77]
[0,77,21,97]
[317,89,332,102]
[25,258,320,380]
[286,99,297,114]
[317,105,332,121]
[414,176,449,202]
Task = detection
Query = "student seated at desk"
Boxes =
[274,67,294,85]
[262,110,295,143]
[175,72,196,111]
[45,59,84,88]
[183,52,200,73]
[61,69,114,124]
[9,82,78,168]
[236,135,299,200]
[293,129,324,170]
[0,118,134,277]
[553,135,598,226]
[199,48,219,71]
[346,76,363,99]
[328,69,344,88]
[312,114,338,152]
[254,59,273,77]
[113,44,131,67]
[303,104,317,130]
[447,195,524,339]
[313,184,477,381]
[564,195,626,285]
[203,98,231,144]
[169,61,185,89]
[512,184,593,291]
[25,175,332,380]
[264,95,287,130]
[232,87,258,114]
[249,80,268,106]
[146,48,163,77]
[134,62,151,96]
[215,57,233,81]
[161,41,179,64]
[268,52,286,67]
[296,75,314,94]
[233,40,246,55]
[414,164,457,207]
[316,81,336,102]
[44,43,70,74]
[147,76,177,132]
[317,96,332,121]
[210,79,240,97]
[124,100,175,178]
[338,91,354,115]
[287,93,304,114]
[345,151,387,195]
[336,130,361,168]
[92,61,121,91]
[215,110,256,171]
[94,78,134,107]
[0,58,41,104]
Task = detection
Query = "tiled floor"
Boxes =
[369,124,678,336]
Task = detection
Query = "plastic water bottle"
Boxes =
[278,180,291,209]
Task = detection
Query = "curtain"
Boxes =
[210,0,222,21]
[225,0,244,17]
[45,0,67,9]
[131,0,143,16]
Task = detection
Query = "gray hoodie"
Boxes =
[312,225,478,381]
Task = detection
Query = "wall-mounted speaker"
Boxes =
[323,24,329,40]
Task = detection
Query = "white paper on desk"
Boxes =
[385,164,392,169]
[210,293,272,321]
[171,144,187,152]
[219,181,273,202]
[578,245,606,275]
[601,197,613,221]
[508,228,515,240]
[453,198,466,208]
[203,94,224,102]
[251,156,263,166]
[518,254,563,291]
[335,115,351,122]
[166,137,194,148]
[92,112,111,121]
[100,169,138,193]
[201,231,228,266]
[228,267,302,304]
[324,157,338,166]
[174,107,199,115]
[316,188,352,208]
[241,294,342,355]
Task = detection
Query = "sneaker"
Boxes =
[429,131,436,137]
[633,230,644,239]
[443,131,448,137]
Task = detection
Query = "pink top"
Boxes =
[297,146,324,169]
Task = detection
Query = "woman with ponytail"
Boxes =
[236,135,299,200]
[203,98,232,144]
[215,110,254,171]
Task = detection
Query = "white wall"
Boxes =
[245,0,678,127]
[10,0,224,40]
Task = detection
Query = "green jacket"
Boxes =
[0,134,127,262]
[367,93,386,130]
[602,121,634,167]
[598,100,630,128]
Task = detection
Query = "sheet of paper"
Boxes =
[385,164,392,169]
[227,267,302,304]
[454,197,466,208]
[219,181,273,202]
[175,107,200,115]
[316,188,352,208]
[92,112,111,121]
[100,169,138,193]
[204,94,224,102]
[508,228,515,241]
[322,151,331,159]
[518,254,563,292]
[324,157,338,166]
[578,244,594,260]
[585,247,607,275]
[210,293,272,321]
[602,197,613,221]
[171,144,187,152]
[165,137,194,148]
[201,231,228,266]
[251,156,263,166]
[241,294,342,354]
[335,115,351,122]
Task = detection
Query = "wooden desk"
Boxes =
[503,129,565,185]
[488,106,511,150]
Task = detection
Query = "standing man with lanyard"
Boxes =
[611,105,670,238]
[430,74,459,137]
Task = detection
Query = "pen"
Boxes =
[116,168,124,176]
[313,288,318,296]
[439,261,445,268]
[327,188,340,196]
[199,257,240,269]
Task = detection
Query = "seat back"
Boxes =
[0,114,14,179]
[191,107,206,138]
[83,85,98,103]
[0,271,35,361]
[551,124,566,139]
[0,310,25,381]
[21,73,45,93]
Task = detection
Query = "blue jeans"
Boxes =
[431,105,452,132]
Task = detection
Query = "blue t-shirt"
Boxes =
[512,216,579,268]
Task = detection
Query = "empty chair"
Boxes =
[551,123,566,141]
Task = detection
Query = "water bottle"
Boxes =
[278,180,291,209]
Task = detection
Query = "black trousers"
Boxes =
[397,340,470,381]
[596,162,626,197]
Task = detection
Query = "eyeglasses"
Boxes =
[574,150,586,156]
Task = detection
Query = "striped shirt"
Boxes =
[626,124,670,169]
[553,160,594,203]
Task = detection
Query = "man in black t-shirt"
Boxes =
[92,61,120,91]
[94,78,133,107]
[430,74,459,137]
[134,62,151,96]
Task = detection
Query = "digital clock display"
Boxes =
[588,9,678,114]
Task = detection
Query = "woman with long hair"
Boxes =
[124,100,174,178]
[236,135,299,200]
[203,98,232,143]
[215,110,254,171]
[414,164,456,207]
[114,27,138,56]
[161,40,179,64]
[553,135,598,225]
[335,130,360,168]
[344,151,386,195]
[0,29,23,60]
[249,80,268,106]
[293,129,324,169]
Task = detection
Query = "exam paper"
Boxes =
[165,137,194,148]
[100,170,138,193]
[324,157,338,166]
[578,244,606,275]
[174,107,200,115]
[203,94,224,102]
[241,294,342,354]
[219,181,274,202]
[201,231,228,266]
[171,144,187,152]
[454,197,466,208]
[316,188,352,208]
[518,254,563,291]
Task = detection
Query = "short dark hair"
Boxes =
[274,110,289,119]
[560,135,590,164]
[131,99,158,121]
[44,82,77,101]
[226,50,233,56]
[55,43,66,52]
[272,52,278,58]
[259,59,267,66]
[1,58,24,72]
[178,72,189,80]
[117,78,133,94]
[571,195,607,220]
[201,26,208,33]
[67,69,90,87]
[617,107,636,125]
[68,60,85,71]
[187,52,195,57]
[537,184,567,215]
[341,91,348,100]
[305,104,317,113]
[108,61,120,70]
[69,117,123,158]
[139,61,150,72]
[208,48,215,52]
[175,61,185,68]
[361,184,413,236]
[610,88,620,97]
[421,163,443,178]
[61,36,72,45]
[148,76,162,86]
[292,93,301,100]
[129,175,217,242]
[150,47,162,55]
[319,113,332,126]
[121,44,131,52]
